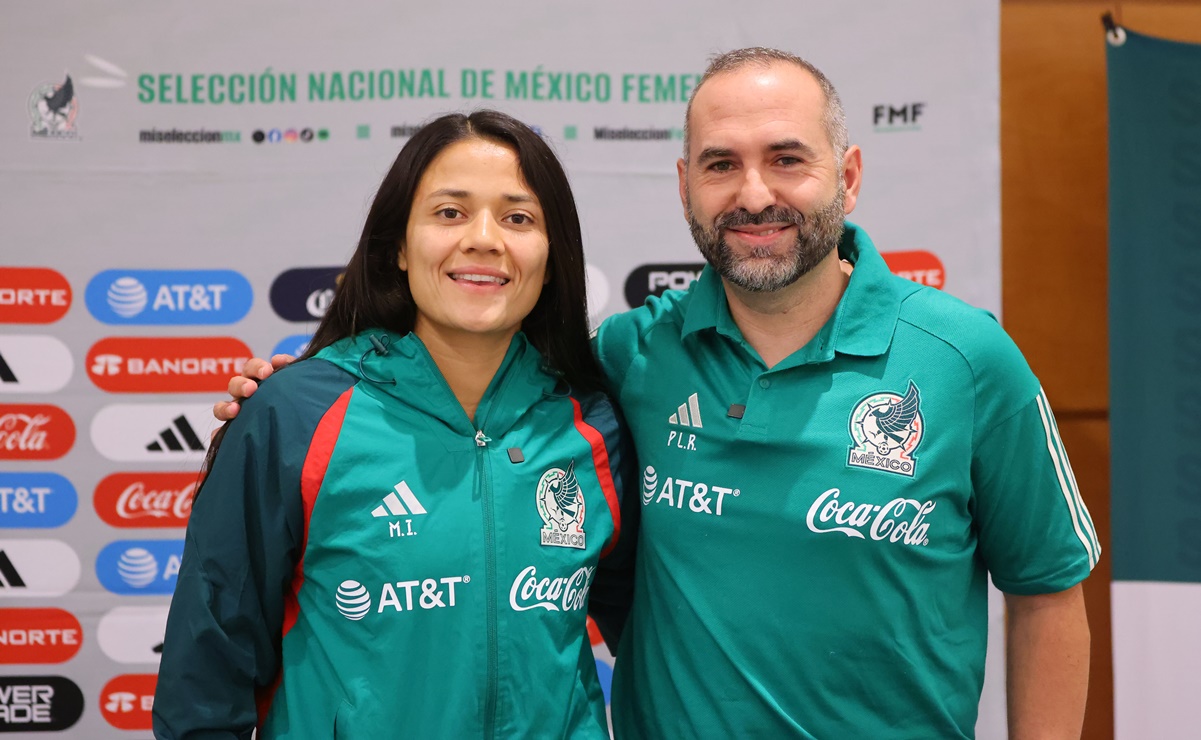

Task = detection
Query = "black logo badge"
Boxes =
[623,263,705,308]
[0,676,84,732]
[269,267,344,322]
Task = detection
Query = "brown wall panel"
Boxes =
[1002,2,1201,739]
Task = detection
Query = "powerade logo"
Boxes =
[0,473,77,529]
[270,266,342,321]
[95,540,184,595]
[0,675,84,732]
[624,263,705,308]
[85,269,252,325]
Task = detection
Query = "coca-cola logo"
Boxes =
[805,488,935,547]
[94,473,195,528]
[0,405,75,460]
[508,565,593,613]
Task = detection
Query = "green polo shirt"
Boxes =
[597,223,1099,739]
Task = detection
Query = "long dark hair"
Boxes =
[200,110,605,490]
[298,109,603,393]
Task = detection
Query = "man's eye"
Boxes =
[709,161,733,172]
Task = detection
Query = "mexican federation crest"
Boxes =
[537,461,586,549]
[847,381,925,477]
[29,75,79,140]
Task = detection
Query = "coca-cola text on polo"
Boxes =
[0,405,75,460]
[94,473,196,528]
[0,268,71,324]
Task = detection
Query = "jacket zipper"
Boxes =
[476,428,497,739]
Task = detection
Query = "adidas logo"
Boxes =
[0,550,27,588]
[146,415,205,453]
[668,392,703,428]
[0,351,17,384]
[372,481,427,518]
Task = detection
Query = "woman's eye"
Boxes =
[509,213,530,225]
[438,207,462,219]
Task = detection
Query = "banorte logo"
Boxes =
[0,268,71,324]
[0,608,83,664]
[881,251,945,290]
[87,336,252,393]
[0,405,75,460]
[94,473,195,528]
[99,674,156,731]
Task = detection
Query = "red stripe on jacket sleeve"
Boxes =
[256,386,353,729]
[570,396,621,558]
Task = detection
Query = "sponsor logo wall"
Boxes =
[0,1,999,736]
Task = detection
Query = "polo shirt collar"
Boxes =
[680,222,913,360]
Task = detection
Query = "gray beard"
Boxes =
[687,190,846,293]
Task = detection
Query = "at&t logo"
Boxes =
[96,540,184,595]
[335,575,469,621]
[640,465,738,517]
[85,269,252,325]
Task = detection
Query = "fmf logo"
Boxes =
[0,336,73,394]
[0,675,84,732]
[623,263,705,308]
[97,606,169,665]
[86,336,252,393]
[94,472,194,528]
[85,269,252,325]
[0,609,83,664]
[881,251,945,290]
[0,268,71,324]
[0,472,77,529]
[0,540,81,598]
[269,266,343,321]
[872,102,925,130]
[95,540,184,595]
[0,405,75,461]
[90,403,212,463]
[99,674,156,731]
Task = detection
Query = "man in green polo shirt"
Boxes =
[593,48,1097,739]
[218,48,1096,739]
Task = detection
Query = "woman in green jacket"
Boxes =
[154,110,636,739]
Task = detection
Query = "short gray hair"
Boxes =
[683,47,848,165]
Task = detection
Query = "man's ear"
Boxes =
[841,145,863,215]
[677,158,689,222]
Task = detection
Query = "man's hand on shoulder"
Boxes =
[212,354,298,427]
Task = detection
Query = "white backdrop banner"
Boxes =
[1,1,1000,736]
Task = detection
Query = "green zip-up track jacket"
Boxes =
[154,331,637,739]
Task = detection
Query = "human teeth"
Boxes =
[452,273,508,285]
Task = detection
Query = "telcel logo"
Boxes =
[95,540,184,595]
[0,473,77,529]
[87,336,252,393]
[881,250,945,289]
[269,266,343,321]
[99,674,157,731]
[0,405,75,461]
[623,263,706,308]
[94,472,194,528]
[0,268,71,324]
[85,269,253,325]
[0,609,83,664]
